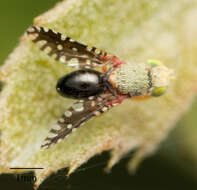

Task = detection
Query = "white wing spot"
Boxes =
[31,33,39,40]
[41,145,49,150]
[91,101,95,107]
[72,47,78,51]
[72,128,77,132]
[52,30,57,34]
[88,96,94,100]
[57,138,63,143]
[94,111,101,116]
[67,124,72,129]
[98,97,103,101]
[43,27,49,32]
[59,56,66,63]
[57,44,63,50]
[93,62,99,66]
[95,49,100,54]
[59,118,64,123]
[35,26,41,31]
[53,125,61,130]
[37,40,47,47]
[102,107,108,112]
[27,27,35,33]
[72,103,84,112]
[68,58,79,67]
[64,111,72,117]
[44,46,52,54]
[51,53,57,60]
[77,107,84,112]
[84,66,91,69]
[48,133,58,138]
[81,122,85,126]
[87,46,92,51]
[86,60,91,65]
[69,38,74,42]
[61,34,66,41]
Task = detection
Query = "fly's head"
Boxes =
[148,59,175,97]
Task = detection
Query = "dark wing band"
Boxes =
[26,26,109,68]
[41,93,119,149]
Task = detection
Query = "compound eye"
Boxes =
[148,59,163,67]
[151,86,167,97]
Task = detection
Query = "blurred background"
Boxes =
[0,0,197,189]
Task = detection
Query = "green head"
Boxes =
[148,59,174,97]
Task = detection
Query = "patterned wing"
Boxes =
[26,26,110,68]
[41,93,120,149]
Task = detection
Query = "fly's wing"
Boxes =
[26,26,111,68]
[41,93,119,149]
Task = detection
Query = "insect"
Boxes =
[26,26,174,149]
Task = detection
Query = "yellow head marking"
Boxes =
[151,86,167,97]
[148,59,163,67]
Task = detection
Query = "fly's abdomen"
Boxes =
[112,63,151,96]
[56,69,105,99]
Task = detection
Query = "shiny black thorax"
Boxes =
[56,69,109,99]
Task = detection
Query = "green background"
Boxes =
[0,0,197,189]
